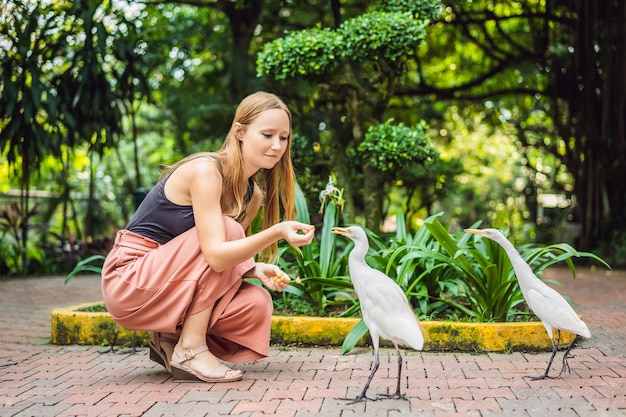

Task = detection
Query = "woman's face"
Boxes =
[237,108,290,175]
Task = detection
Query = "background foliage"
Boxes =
[1,0,625,277]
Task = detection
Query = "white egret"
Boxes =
[464,228,591,379]
[332,226,424,402]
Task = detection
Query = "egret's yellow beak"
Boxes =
[464,228,487,235]
[331,227,350,236]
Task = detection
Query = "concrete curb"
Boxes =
[51,302,576,352]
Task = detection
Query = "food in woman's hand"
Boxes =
[270,274,289,284]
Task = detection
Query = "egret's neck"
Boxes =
[496,237,536,292]
[349,243,368,263]
[348,243,369,282]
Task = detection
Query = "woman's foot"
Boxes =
[170,344,243,383]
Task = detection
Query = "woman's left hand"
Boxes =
[254,262,291,292]
[277,221,315,248]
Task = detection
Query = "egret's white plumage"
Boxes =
[333,226,424,402]
[465,228,590,379]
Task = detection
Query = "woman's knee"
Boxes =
[242,282,273,319]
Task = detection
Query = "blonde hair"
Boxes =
[163,91,296,263]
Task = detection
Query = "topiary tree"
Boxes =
[257,0,441,231]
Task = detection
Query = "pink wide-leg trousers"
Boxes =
[101,216,272,363]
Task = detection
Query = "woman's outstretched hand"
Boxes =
[278,221,315,247]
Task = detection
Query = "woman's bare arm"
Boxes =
[168,159,313,272]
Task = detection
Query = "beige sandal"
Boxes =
[149,332,178,373]
[170,345,243,383]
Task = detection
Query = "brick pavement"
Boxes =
[0,267,625,417]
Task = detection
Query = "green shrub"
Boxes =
[277,179,354,316]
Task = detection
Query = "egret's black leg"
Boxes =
[557,335,581,377]
[530,339,558,380]
[339,352,381,404]
[378,347,407,400]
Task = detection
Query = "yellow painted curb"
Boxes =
[51,302,576,352]
[271,316,363,346]
[51,302,150,347]
[422,321,574,352]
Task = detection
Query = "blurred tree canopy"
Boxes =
[1,0,625,275]
[0,0,149,273]
[410,0,626,252]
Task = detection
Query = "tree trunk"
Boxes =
[363,164,384,233]
[221,0,263,101]
[329,131,355,224]
[565,0,626,250]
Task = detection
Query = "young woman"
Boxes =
[101,91,315,383]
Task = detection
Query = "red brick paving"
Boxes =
[0,267,625,416]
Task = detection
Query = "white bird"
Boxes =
[332,226,424,402]
[464,228,591,379]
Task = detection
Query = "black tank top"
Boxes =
[126,158,254,244]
